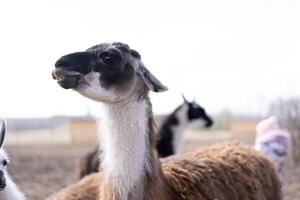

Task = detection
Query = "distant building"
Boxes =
[65,118,97,145]
[5,115,171,145]
[6,116,97,145]
[229,119,260,135]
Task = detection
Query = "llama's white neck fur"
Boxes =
[172,104,189,154]
[99,98,150,200]
[0,172,25,200]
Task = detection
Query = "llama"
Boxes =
[0,119,26,200]
[79,97,213,178]
[156,95,213,157]
[49,42,281,200]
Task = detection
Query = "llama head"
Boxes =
[0,119,9,191]
[182,95,213,127]
[52,42,168,103]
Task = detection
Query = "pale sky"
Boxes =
[0,0,299,118]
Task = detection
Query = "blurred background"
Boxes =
[0,0,300,199]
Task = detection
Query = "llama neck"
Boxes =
[99,97,154,200]
[0,172,25,200]
[172,104,189,154]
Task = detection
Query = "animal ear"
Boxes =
[182,95,189,103]
[0,119,6,149]
[137,63,168,92]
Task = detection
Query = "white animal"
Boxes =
[0,119,26,200]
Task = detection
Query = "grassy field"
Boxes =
[6,131,300,200]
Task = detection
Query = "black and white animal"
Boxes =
[157,95,213,157]
[0,119,26,200]
[78,96,213,178]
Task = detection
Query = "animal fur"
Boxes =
[79,99,213,178]
[0,170,26,200]
[50,42,281,200]
[47,141,281,200]
[79,148,100,178]
[0,119,26,200]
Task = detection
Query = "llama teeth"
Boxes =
[55,74,65,81]
[57,76,64,81]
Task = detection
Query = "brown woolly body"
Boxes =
[47,142,281,200]
[162,141,281,200]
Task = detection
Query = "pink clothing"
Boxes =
[254,116,291,182]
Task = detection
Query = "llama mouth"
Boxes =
[52,69,83,89]
[0,183,6,190]
[57,77,80,89]
[205,120,213,128]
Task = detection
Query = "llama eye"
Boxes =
[99,52,120,65]
[2,160,7,166]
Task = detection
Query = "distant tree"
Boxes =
[269,97,300,165]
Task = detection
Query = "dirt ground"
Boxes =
[7,145,91,200]
[6,131,300,200]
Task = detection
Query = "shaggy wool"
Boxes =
[47,141,281,200]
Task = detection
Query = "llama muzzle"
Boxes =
[0,171,6,190]
[52,68,82,89]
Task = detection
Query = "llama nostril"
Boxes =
[55,58,69,69]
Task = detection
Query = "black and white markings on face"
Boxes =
[53,42,168,102]
[53,42,138,92]
[187,102,213,127]
[187,102,204,119]
[88,46,136,90]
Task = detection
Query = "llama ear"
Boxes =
[137,63,168,92]
[182,95,188,103]
[0,119,6,149]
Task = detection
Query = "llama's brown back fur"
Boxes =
[162,141,281,200]
[47,141,281,200]
[47,173,101,200]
